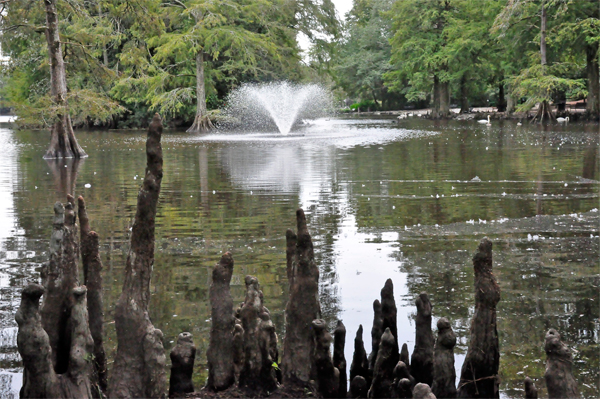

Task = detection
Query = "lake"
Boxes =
[0,117,597,398]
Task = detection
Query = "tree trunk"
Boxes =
[438,80,450,117]
[532,100,555,123]
[187,51,214,133]
[432,76,440,118]
[460,74,469,113]
[506,84,516,114]
[586,44,599,117]
[98,2,109,66]
[540,1,547,66]
[497,83,506,112]
[555,90,566,112]
[42,0,87,159]
[108,114,167,399]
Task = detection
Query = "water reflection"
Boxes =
[0,119,597,398]
[45,158,84,198]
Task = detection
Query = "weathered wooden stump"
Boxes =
[457,238,500,399]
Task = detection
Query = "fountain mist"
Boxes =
[223,82,332,134]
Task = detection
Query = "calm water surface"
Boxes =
[0,117,598,398]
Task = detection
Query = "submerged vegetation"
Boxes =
[1,0,598,129]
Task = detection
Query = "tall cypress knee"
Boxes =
[544,329,580,399]
[108,114,167,399]
[411,292,434,386]
[458,238,500,399]
[281,209,321,387]
[432,317,456,399]
[206,252,236,391]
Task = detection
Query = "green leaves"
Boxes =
[510,64,586,112]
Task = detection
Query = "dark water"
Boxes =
[0,117,598,398]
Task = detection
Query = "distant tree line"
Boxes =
[0,0,598,130]
[333,0,599,119]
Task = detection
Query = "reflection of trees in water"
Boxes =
[392,231,599,396]
[218,142,344,327]
[582,145,598,181]
[390,242,473,343]
[45,157,84,198]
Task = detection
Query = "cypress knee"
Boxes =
[413,382,436,399]
[524,377,538,399]
[350,376,368,398]
[312,319,340,398]
[368,299,383,371]
[206,253,236,391]
[458,238,500,399]
[368,327,396,398]
[401,343,410,372]
[108,114,167,399]
[333,320,347,398]
[431,317,456,399]
[350,324,370,385]
[281,209,321,387]
[169,332,196,397]
[381,279,399,367]
[411,293,434,386]
[544,329,580,399]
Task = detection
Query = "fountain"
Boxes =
[223,82,332,135]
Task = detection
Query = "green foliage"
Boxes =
[333,0,398,108]
[350,99,378,111]
[2,0,598,123]
[510,64,586,112]
[1,0,339,128]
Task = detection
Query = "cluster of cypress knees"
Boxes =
[16,115,581,399]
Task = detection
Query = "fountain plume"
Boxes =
[223,82,332,134]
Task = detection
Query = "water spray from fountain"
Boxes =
[222,82,333,134]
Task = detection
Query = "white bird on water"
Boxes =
[478,115,491,125]
[557,116,570,123]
